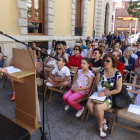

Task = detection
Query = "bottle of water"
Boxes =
[97,82,102,92]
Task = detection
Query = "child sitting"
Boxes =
[63,57,94,117]
[46,57,70,88]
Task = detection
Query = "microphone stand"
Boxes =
[0,31,58,140]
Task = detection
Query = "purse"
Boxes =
[111,71,132,109]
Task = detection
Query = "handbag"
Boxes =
[111,71,132,109]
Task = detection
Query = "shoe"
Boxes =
[103,119,108,132]
[64,105,70,111]
[11,94,15,101]
[46,82,52,87]
[99,127,106,139]
[75,106,84,117]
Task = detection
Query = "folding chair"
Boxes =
[110,83,140,134]
[47,67,78,103]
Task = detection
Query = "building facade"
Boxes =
[0,0,113,64]
[114,0,139,34]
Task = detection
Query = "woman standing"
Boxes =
[0,46,4,68]
[87,54,122,138]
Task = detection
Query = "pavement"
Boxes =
[0,77,140,140]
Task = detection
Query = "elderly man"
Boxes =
[120,47,135,71]
[99,34,106,42]
[87,42,98,58]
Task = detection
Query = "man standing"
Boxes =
[87,42,98,58]
[119,32,125,43]
[106,32,112,48]
[99,34,106,42]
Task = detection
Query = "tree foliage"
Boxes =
[127,1,140,18]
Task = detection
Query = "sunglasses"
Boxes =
[104,60,111,63]
[57,48,62,50]
[92,45,96,46]
[100,46,104,47]
[74,49,79,51]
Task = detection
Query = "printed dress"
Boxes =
[98,67,122,108]
[75,69,94,95]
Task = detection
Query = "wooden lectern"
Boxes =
[7,48,40,134]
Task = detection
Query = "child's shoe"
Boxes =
[64,105,70,111]
[75,106,84,117]
[46,82,52,87]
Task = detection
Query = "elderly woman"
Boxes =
[87,54,122,138]
[112,45,122,54]
[91,48,103,74]
[120,47,135,71]
[67,44,83,69]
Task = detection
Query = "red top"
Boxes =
[67,55,83,69]
[117,61,124,75]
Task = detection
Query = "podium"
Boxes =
[7,48,40,134]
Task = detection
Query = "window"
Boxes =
[27,0,44,34]
[75,0,82,36]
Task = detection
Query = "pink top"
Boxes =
[134,57,140,70]
[75,69,94,95]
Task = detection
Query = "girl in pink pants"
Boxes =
[63,58,94,117]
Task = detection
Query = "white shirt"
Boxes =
[131,53,138,60]
[99,37,107,42]
[52,66,70,80]
[83,48,93,57]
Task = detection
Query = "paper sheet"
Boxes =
[89,92,106,101]
[5,66,21,74]
[128,104,140,115]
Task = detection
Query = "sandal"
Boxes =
[99,127,106,139]
[103,119,108,132]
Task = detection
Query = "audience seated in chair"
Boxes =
[63,58,94,117]
[46,57,70,88]
[67,44,83,69]
[86,54,122,139]
[0,46,5,68]
[91,48,103,74]
[112,50,124,75]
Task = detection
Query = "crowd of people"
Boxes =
[1,31,140,138]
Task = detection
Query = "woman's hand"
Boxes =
[0,68,8,75]
[73,88,80,93]
[98,92,105,97]
[103,89,111,96]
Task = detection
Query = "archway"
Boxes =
[104,3,109,35]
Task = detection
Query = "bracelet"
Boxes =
[102,87,106,91]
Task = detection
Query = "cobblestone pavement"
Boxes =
[0,77,140,140]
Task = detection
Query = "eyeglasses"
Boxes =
[100,46,104,47]
[74,49,79,51]
[92,45,96,46]
[104,60,111,63]
[56,48,62,50]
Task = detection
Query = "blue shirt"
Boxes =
[119,35,125,41]
[0,53,4,68]
[65,48,72,56]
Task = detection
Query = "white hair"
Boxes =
[125,47,133,54]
